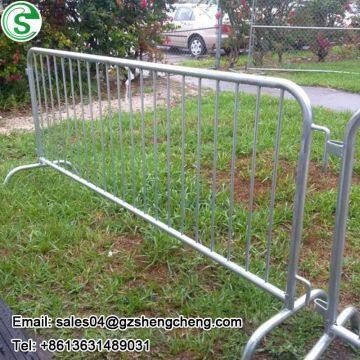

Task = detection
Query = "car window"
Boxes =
[174,8,194,21]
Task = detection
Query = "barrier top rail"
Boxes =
[28,47,312,124]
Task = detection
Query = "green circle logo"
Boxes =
[1,1,42,42]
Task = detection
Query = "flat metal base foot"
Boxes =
[305,307,360,360]
[242,289,327,360]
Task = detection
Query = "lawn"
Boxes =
[0,89,359,359]
[180,50,360,93]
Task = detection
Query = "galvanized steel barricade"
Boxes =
[305,109,360,359]
[5,48,327,358]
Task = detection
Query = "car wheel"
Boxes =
[189,36,206,57]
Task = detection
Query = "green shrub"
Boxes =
[0,0,173,111]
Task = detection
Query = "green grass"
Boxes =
[0,90,359,359]
[180,49,360,93]
[269,59,360,93]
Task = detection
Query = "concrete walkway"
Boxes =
[176,76,360,113]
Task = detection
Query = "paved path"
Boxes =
[161,48,359,112]
[173,75,360,113]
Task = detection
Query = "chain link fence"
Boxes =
[157,0,360,78]
[247,0,360,75]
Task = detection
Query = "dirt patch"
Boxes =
[0,248,9,257]
[216,169,271,205]
[301,230,332,282]
[300,222,359,308]
[97,232,172,291]
[0,78,199,135]
[172,351,198,360]
[307,163,340,190]
[126,262,169,290]
[97,234,144,273]
[203,157,271,206]
[208,156,345,207]
[305,337,359,360]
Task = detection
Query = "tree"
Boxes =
[221,0,252,68]
[0,0,77,109]
[0,0,173,109]
[252,0,296,65]
[75,0,172,58]
[293,0,351,61]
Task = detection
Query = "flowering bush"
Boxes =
[0,0,172,110]
[311,32,332,61]
[294,0,351,61]
[220,0,252,68]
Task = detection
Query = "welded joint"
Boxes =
[328,308,360,348]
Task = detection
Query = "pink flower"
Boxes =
[242,0,250,14]
[140,0,147,9]
[317,33,330,48]
[342,3,351,11]
[9,74,22,81]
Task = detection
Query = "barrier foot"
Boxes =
[241,289,327,360]
[305,307,360,360]
[3,160,76,185]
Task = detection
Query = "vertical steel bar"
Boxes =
[166,74,172,226]
[61,57,71,161]
[33,54,44,129]
[27,54,43,157]
[245,86,261,270]
[86,61,98,186]
[210,80,220,251]
[40,55,52,160]
[285,96,313,310]
[326,110,360,325]
[228,83,240,260]
[69,59,80,167]
[78,60,89,181]
[127,68,136,203]
[195,78,203,243]
[116,65,126,199]
[106,64,117,195]
[180,75,186,232]
[46,55,55,126]
[153,70,159,214]
[140,69,147,209]
[96,62,107,191]
[264,90,284,281]
[53,56,63,161]
[40,55,50,128]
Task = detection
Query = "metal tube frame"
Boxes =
[4,47,326,359]
[305,109,360,358]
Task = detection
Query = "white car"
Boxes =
[164,3,231,57]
